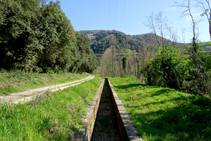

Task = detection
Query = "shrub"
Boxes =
[141,46,191,89]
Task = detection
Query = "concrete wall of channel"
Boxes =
[74,78,143,141]
[74,79,105,141]
[107,78,143,141]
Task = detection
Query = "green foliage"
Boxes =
[141,46,190,89]
[109,77,211,140]
[197,50,211,70]
[0,0,97,73]
[0,0,42,71]
[181,45,211,96]
[37,1,77,72]
[141,44,211,96]
[70,32,98,73]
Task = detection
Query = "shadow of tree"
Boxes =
[132,100,211,140]
[114,83,147,90]
[112,81,211,140]
[149,88,176,97]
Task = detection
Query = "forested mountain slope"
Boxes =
[80,30,188,54]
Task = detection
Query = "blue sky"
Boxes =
[55,0,210,43]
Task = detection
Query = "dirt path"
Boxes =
[91,79,121,141]
[0,75,94,104]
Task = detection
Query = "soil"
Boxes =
[0,76,94,104]
[91,81,121,141]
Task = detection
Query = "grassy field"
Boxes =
[0,75,102,140]
[0,71,89,95]
[109,76,211,141]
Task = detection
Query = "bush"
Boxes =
[180,46,211,96]
[141,46,191,89]
[141,45,211,97]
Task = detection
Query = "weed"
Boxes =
[0,75,102,140]
[0,72,89,95]
[109,77,211,141]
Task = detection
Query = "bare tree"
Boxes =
[93,48,112,76]
[181,28,186,44]
[145,12,163,48]
[174,0,198,52]
[195,0,211,40]
[145,12,178,49]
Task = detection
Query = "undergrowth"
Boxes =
[109,76,211,141]
[0,75,102,140]
[0,71,89,95]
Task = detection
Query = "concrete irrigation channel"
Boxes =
[75,78,143,141]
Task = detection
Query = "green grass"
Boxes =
[0,71,89,95]
[0,75,102,140]
[109,76,211,141]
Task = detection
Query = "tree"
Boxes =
[195,0,211,40]
[122,57,128,74]
[144,12,178,49]
[0,0,42,71]
[37,1,76,72]
[174,0,198,52]
[0,0,98,73]
[141,46,190,89]
[70,32,98,73]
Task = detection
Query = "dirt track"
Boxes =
[0,75,94,104]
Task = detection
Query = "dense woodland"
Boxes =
[80,30,189,54]
[0,0,98,73]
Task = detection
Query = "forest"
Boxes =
[80,30,189,54]
[0,0,98,73]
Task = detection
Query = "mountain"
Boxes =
[79,30,191,54]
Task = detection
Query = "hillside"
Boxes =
[80,30,188,54]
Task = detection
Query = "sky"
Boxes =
[53,0,210,43]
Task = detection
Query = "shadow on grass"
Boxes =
[115,83,147,90]
[133,100,211,140]
[149,88,176,97]
[126,96,191,109]
[113,82,211,140]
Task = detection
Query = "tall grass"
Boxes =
[0,75,102,140]
[109,77,211,141]
[0,71,89,95]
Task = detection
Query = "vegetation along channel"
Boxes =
[91,80,121,141]
[1,0,211,140]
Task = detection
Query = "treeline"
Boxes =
[80,30,151,54]
[80,30,188,54]
[140,44,211,96]
[94,47,140,78]
[0,0,98,73]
